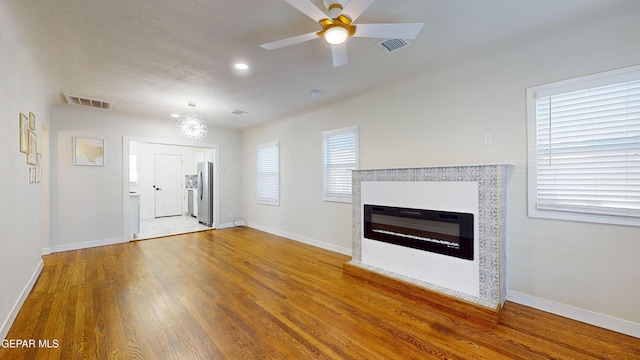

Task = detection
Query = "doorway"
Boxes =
[123,137,220,241]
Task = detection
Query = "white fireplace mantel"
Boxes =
[349,164,513,310]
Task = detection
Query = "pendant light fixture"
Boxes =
[176,102,207,142]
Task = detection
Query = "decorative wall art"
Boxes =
[19,111,41,185]
[73,137,105,166]
[19,113,28,153]
[29,112,36,130]
[29,166,36,184]
[36,153,42,183]
[26,129,37,165]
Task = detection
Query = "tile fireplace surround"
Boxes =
[348,164,513,310]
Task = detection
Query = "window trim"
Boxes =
[526,64,640,227]
[322,125,359,203]
[257,141,280,206]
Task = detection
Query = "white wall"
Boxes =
[242,3,640,335]
[0,3,52,338]
[50,105,242,252]
[243,117,354,254]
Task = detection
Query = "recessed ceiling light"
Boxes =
[171,113,180,118]
[234,63,249,70]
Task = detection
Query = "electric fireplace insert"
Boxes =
[364,204,474,260]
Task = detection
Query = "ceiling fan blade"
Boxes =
[286,0,328,22]
[260,32,319,50]
[353,23,424,40]
[331,43,348,67]
[341,0,374,22]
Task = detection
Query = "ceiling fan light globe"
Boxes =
[324,26,348,45]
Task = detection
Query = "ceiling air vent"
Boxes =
[231,110,248,115]
[63,93,114,110]
[376,39,412,54]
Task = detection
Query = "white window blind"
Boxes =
[257,141,279,206]
[533,70,640,221]
[323,126,358,203]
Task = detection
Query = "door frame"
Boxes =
[122,136,220,241]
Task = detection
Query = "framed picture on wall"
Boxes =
[73,137,105,166]
[29,166,36,184]
[27,129,37,165]
[36,153,42,183]
[29,112,36,130]
[19,113,28,153]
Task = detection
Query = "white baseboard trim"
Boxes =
[41,247,51,256]
[247,223,352,256]
[215,222,236,229]
[507,290,640,338]
[50,237,128,254]
[0,259,44,340]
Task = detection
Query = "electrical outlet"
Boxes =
[228,212,233,218]
[484,133,493,145]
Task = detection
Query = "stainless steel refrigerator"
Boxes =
[197,161,214,227]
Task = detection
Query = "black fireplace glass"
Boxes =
[364,205,474,260]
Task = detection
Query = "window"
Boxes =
[527,65,640,226]
[257,141,279,206]
[323,126,358,203]
[129,154,138,185]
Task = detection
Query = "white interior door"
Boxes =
[154,154,182,217]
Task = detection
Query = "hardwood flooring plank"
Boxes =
[500,302,640,359]
[1,227,638,359]
[255,297,382,360]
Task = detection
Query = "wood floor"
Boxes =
[2,228,638,359]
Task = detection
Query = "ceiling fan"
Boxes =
[259,0,424,67]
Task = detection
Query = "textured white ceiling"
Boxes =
[4,0,630,129]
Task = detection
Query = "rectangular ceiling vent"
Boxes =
[376,39,412,54]
[63,93,114,110]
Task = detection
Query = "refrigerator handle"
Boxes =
[198,171,203,200]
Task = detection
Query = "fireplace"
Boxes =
[364,205,474,260]
[349,164,512,310]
